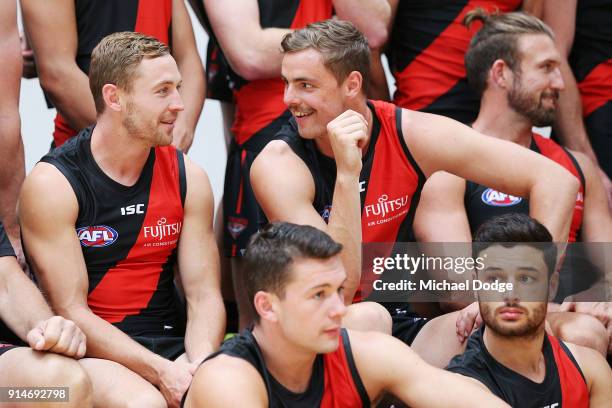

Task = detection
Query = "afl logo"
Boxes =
[77,225,119,247]
[481,188,522,207]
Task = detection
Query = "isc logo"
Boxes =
[121,204,145,215]
[77,226,119,247]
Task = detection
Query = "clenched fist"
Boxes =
[327,110,368,176]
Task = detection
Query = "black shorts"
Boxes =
[223,131,277,257]
[388,305,428,346]
[132,336,185,360]
[585,100,612,178]
[0,343,19,357]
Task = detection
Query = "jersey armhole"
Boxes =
[176,151,187,207]
[39,157,85,221]
[562,148,587,196]
[341,330,370,407]
[558,340,588,385]
[395,107,426,185]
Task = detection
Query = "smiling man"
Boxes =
[447,214,612,407]
[184,222,510,408]
[19,32,224,408]
[250,19,580,351]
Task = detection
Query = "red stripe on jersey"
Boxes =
[356,100,422,301]
[53,113,77,147]
[393,0,520,110]
[321,334,365,407]
[578,59,612,117]
[533,134,584,242]
[134,0,172,45]
[231,0,333,145]
[548,336,589,408]
[87,147,183,323]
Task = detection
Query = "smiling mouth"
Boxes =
[293,111,313,118]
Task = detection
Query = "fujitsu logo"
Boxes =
[143,217,182,241]
[364,194,410,218]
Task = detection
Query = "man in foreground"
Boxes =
[184,222,510,407]
[447,213,612,407]
[19,32,224,407]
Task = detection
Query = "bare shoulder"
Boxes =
[564,342,612,386]
[566,149,597,178]
[251,140,313,186]
[183,153,213,196]
[20,163,78,214]
[187,354,267,407]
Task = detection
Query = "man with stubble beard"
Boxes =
[447,213,611,407]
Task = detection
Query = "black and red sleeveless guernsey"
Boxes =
[447,326,589,408]
[569,0,612,178]
[40,127,187,337]
[387,0,521,123]
[223,0,333,258]
[274,100,426,302]
[203,329,369,407]
[52,0,173,147]
[465,133,585,242]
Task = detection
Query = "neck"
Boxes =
[90,117,153,186]
[314,98,373,158]
[252,324,317,393]
[472,93,533,148]
[483,325,547,382]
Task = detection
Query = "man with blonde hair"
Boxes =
[20,32,224,408]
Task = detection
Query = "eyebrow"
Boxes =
[483,266,540,273]
[153,79,182,88]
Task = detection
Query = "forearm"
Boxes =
[553,61,599,163]
[0,112,25,244]
[232,28,289,80]
[328,174,362,302]
[64,306,167,385]
[334,0,391,49]
[39,64,96,131]
[177,55,205,133]
[529,175,579,242]
[184,292,226,362]
[0,264,53,340]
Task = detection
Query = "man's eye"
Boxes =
[519,275,535,284]
[314,290,325,299]
[301,83,312,89]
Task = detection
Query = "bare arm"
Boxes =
[178,157,225,362]
[566,343,612,407]
[170,0,205,152]
[0,255,87,357]
[184,355,267,407]
[540,1,593,157]
[203,0,290,80]
[21,0,96,132]
[251,139,362,303]
[350,330,509,407]
[19,164,174,386]
[0,0,25,253]
[404,110,579,242]
[0,256,52,340]
[334,0,392,100]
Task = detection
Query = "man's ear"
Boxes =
[489,59,512,90]
[102,83,122,112]
[343,71,363,98]
[254,291,279,323]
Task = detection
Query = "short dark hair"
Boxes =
[281,19,370,94]
[473,213,557,276]
[244,222,343,322]
[464,9,554,96]
[89,31,170,113]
